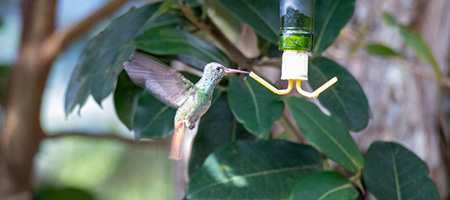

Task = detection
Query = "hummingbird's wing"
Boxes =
[123,52,195,108]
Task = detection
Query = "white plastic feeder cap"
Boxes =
[281,50,308,80]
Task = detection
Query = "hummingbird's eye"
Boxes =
[215,67,221,71]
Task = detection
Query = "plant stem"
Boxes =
[278,113,303,142]
[180,0,253,71]
[231,119,237,142]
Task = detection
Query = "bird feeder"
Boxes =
[249,0,337,98]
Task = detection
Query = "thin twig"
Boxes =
[46,132,170,146]
[43,0,130,61]
[278,113,303,143]
[181,0,253,70]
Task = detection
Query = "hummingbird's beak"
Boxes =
[224,68,249,74]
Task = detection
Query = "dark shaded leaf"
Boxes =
[65,3,187,114]
[399,26,441,79]
[189,93,255,175]
[215,0,279,44]
[34,187,94,200]
[314,0,355,54]
[228,76,284,138]
[133,92,176,139]
[134,28,230,66]
[309,57,370,132]
[365,43,402,58]
[285,97,364,173]
[363,141,440,200]
[186,140,323,199]
[114,71,144,130]
[0,65,11,105]
[290,171,358,200]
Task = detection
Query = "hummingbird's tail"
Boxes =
[169,122,185,160]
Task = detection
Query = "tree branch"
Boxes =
[1,0,129,198]
[46,132,170,147]
[43,0,130,63]
[181,1,253,70]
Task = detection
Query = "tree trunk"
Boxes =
[326,0,450,198]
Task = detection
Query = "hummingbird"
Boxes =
[123,52,248,160]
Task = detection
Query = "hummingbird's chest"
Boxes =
[174,90,211,124]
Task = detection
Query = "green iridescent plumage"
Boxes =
[123,52,247,160]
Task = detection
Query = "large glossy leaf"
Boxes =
[65,4,162,114]
[114,71,144,130]
[363,141,439,200]
[133,92,176,139]
[215,0,279,44]
[133,28,230,66]
[365,43,402,58]
[314,0,355,54]
[189,93,255,175]
[309,57,369,132]
[285,97,364,173]
[186,140,323,199]
[290,171,358,200]
[227,76,284,138]
[399,26,441,79]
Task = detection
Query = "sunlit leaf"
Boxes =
[290,171,358,200]
[365,43,402,58]
[189,93,255,175]
[186,140,322,199]
[314,0,356,54]
[364,141,440,200]
[228,76,284,138]
[309,57,370,132]
[285,97,364,173]
[214,0,279,44]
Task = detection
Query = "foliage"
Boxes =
[64,0,440,199]
[366,12,441,79]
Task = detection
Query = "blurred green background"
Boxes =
[0,1,174,199]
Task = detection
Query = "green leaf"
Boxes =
[65,4,187,115]
[227,76,284,138]
[214,0,279,44]
[381,12,397,27]
[0,66,11,106]
[285,97,364,173]
[65,4,161,114]
[399,26,441,79]
[189,93,255,175]
[114,71,144,130]
[186,140,323,199]
[34,187,94,200]
[309,57,370,132]
[290,171,358,200]
[134,28,230,66]
[365,43,402,58]
[133,92,176,139]
[363,141,440,200]
[314,0,356,54]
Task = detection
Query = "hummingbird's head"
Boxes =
[203,62,248,83]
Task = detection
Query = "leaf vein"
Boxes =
[314,0,340,54]
[318,183,353,200]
